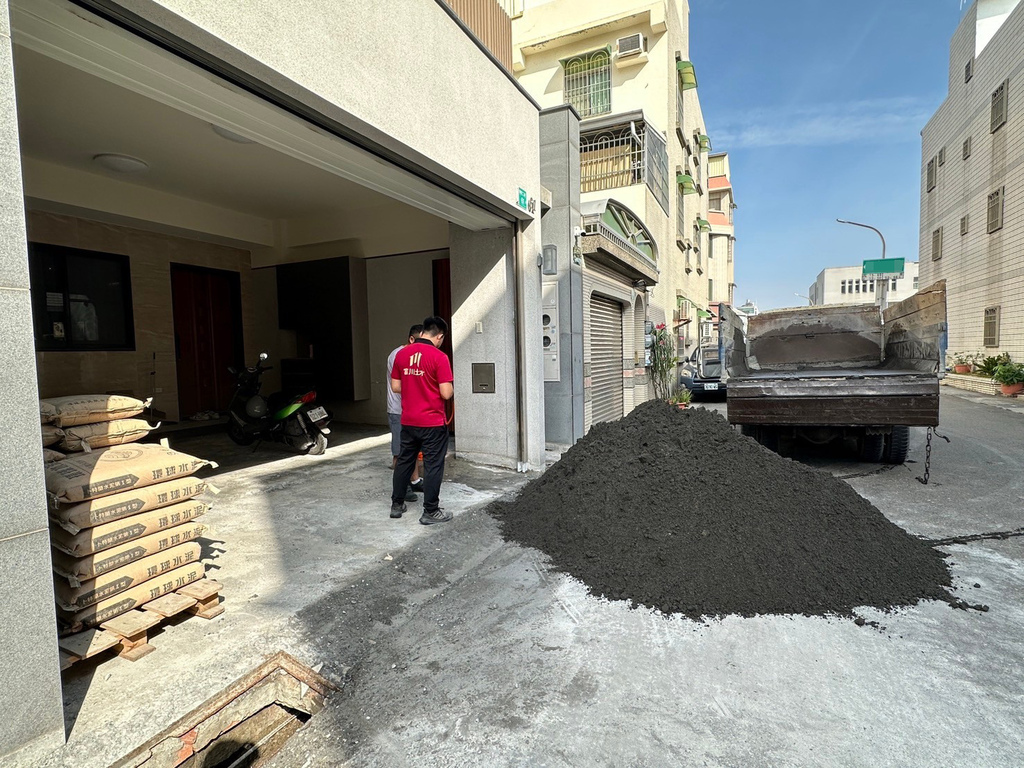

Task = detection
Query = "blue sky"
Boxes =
[690,0,967,309]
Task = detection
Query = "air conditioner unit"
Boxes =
[617,33,646,57]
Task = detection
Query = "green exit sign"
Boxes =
[863,257,905,276]
[517,188,528,209]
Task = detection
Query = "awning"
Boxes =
[698,134,712,152]
[676,172,696,194]
[676,60,697,90]
[697,217,711,232]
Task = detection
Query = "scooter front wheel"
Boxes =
[227,419,256,446]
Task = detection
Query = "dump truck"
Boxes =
[719,281,947,463]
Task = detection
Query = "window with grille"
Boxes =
[988,187,1004,232]
[984,307,999,347]
[990,79,1008,133]
[931,227,943,260]
[891,278,897,290]
[965,59,973,83]
[645,126,670,215]
[563,49,612,118]
[938,146,946,166]
[963,136,972,160]
[841,280,847,295]
[960,215,969,235]
[926,158,936,191]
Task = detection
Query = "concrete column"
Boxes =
[0,1,66,759]
[538,105,583,447]
[449,223,545,470]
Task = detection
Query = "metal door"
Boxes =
[590,295,624,424]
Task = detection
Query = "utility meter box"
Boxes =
[542,281,560,382]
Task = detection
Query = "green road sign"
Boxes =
[862,257,905,276]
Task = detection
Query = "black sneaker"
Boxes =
[419,508,452,526]
[410,479,424,492]
[404,486,418,502]
[390,502,407,519]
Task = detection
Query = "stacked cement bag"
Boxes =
[40,394,156,454]
[46,443,216,632]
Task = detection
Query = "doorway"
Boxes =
[170,264,244,419]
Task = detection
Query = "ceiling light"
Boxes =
[211,124,256,144]
[93,153,149,173]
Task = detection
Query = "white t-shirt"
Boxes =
[386,345,404,415]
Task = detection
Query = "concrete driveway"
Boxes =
[265,390,1024,767]
[17,389,1024,767]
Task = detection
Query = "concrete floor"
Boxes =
[14,389,1024,767]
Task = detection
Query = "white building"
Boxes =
[920,0,1024,359]
[807,262,920,306]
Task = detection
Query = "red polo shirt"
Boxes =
[391,339,453,427]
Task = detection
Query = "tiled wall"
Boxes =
[27,212,261,423]
[920,2,1024,361]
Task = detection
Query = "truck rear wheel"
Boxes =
[883,426,910,464]
[859,432,885,463]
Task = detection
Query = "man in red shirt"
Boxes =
[390,316,454,524]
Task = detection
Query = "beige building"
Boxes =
[808,262,920,306]
[512,0,728,428]
[920,0,1024,360]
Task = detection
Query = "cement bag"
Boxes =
[59,419,156,452]
[42,424,64,447]
[50,499,208,557]
[58,562,205,630]
[41,400,55,424]
[45,444,213,504]
[54,542,201,611]
[51,522,207,584]
[43,448,66,463]
[51,476,208,533]
[41,394,149,427]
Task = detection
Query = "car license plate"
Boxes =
[704,382,719,391]
[306,406,327,422]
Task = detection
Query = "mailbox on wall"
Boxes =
[542,281,560,382]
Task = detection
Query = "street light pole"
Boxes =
[836,218,888,310]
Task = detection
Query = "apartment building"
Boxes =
[512,0,725,430]
[920,0,1024,359]
[807,262,920,306]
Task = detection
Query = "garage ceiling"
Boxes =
[14,46,398,220]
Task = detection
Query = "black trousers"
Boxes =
[392,424,449,512]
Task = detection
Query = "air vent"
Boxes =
[617,33,646,57]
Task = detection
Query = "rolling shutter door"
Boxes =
[590,295,624,424]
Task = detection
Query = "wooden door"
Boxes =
[171,264,243,419]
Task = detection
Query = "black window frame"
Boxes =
[28,242,136,352]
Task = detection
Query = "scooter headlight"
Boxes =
[245,396,268,418]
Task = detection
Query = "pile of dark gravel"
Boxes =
[490,401,955,621]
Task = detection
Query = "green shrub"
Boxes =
[993,362,1024,386]
[977,353,1011,376]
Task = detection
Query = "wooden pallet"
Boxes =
[58,580,224,671]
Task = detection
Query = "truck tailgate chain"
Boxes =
[916,427,951,485]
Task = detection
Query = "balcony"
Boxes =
[580,199,659,285]
[580,116,669,214]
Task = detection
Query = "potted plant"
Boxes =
[669,389,692,409]
[992,362,1024,396]
[977,353,1011,377]
[948,351,979,374]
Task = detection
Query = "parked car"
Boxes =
[679,346,725,398]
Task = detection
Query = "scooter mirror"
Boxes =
[227,366,237,376]
[259,352,269,361]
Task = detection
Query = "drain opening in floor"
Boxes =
[112,652,336,768]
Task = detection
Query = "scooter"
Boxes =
[226,352,331,455]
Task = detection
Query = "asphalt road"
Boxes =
[269,390,1024,768]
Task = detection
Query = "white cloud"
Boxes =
[713,97,934,149]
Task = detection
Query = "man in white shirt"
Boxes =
[387,324,423,501]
